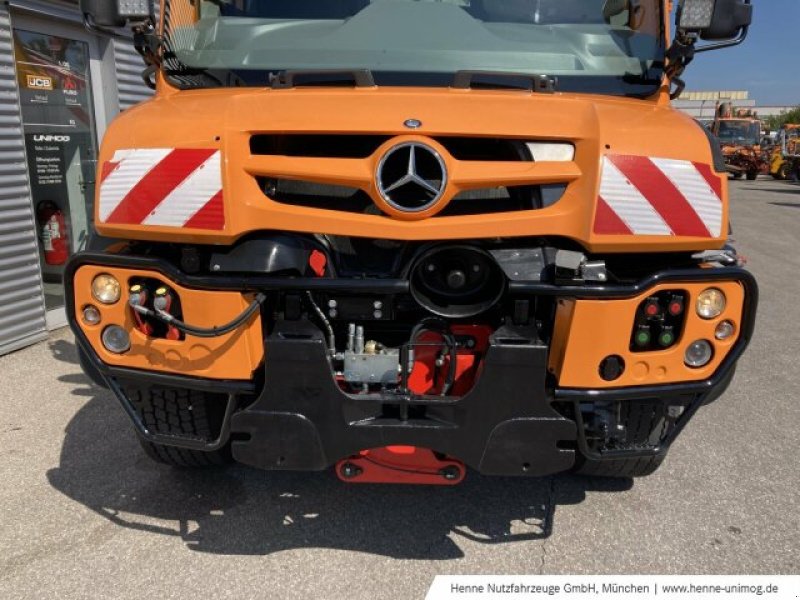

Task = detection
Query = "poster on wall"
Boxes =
[13,29,97,294]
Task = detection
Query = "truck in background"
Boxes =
[712,104,765,180]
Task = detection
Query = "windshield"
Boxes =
[716,120,761,146]
[162,0,665,96]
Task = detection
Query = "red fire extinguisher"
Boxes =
[37,201,69,266]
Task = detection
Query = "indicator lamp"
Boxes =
[82,305,101,326]
[659,328,676,348]
[715,320,736,341]
[635,327,652,347]
[668,297,685,316]
[644,298,661,318]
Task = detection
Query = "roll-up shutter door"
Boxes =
[0,4,47,356]
[113,13,157,112]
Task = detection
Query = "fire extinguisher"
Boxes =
[37,201,69,266]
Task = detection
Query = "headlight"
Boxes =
[101,325,131,354]
[696,288,726,320]
[91,274,121,305]
[685,340,714,368]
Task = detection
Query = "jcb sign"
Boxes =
[26,75,53,91]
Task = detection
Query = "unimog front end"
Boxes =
[68,0,756,483]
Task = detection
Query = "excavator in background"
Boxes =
[712,103,765,180]
[769,124,800,180]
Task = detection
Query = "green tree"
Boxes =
[765,106,800,132]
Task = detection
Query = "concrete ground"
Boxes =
[1,178,798,599]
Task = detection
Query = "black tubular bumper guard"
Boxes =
[64,252,758,476]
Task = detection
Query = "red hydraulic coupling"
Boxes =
[154,286,181,341]
[128,284,153,336]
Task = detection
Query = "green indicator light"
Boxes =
[636,331,651,346]
[659,332,675,347]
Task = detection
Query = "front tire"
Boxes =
[575,400,671,478]
[575,453,665,478]
[128,387,232,467]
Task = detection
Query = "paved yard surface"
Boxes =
[1,179,798,599]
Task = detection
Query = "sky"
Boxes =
[680,0,800,106]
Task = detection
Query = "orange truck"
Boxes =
[712,105,764,180]
[69,0,756,483]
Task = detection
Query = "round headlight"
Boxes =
[101,325,130,354]
[696,288,726,320]
[685,339,713,368]
[91,274,121,305]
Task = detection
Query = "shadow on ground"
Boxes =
[47,338,632,559]
[740,183,800,197]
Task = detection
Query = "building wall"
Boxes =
[0,3,48,355]
[0,1,154,356]
[674,91,796,122]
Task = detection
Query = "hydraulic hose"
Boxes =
[305,291,336,355]
[132,293,266,338]
[408,318,458,396]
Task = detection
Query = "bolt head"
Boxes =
[340,462,362,479]
[440,466,461,481]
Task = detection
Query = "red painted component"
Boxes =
[156,290,182,341]
[37,201,69,266]
[129,288,154,337]
[407,324,492,396]
[309,250,327,277]
[336,446,465,485]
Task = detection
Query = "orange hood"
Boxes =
[94,86,728,253]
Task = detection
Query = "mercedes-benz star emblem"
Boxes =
[376,142,447,213]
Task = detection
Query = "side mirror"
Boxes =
[677,0,752,44]
[79,0,154,28]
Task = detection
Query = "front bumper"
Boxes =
[66,253,758,476]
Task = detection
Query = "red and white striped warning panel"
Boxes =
[594,154,723,238]
[99,148,224,230]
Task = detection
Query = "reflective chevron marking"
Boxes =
[595,155,723,238]
[98,148,224,230]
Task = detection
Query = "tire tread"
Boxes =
[128,387,232,468]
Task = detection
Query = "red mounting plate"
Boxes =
[336,446,465,485]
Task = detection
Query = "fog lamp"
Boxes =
[102,325,131,354]
[82,305,101,326]
[696,288,726,320]
[685,339,713,368]
[679,0,716,30]
[715,320,736,341]
[92,274,121,305]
